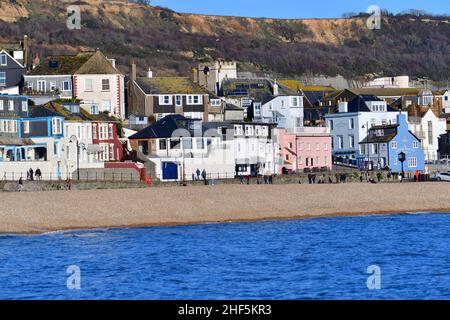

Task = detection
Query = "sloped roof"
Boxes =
[135,77,210,95]
[75,50,121,75]
[129,114,203,139]
[351,88,422,97]
[279,79,335,92]
[30,102,119,122]
[340,95,397,113]
[28,50,120,76]
[406,104,430,118]
[29,105,62,118]
[222,78,296,104]
[360,124,399,144]
[0,137,35,146]
[302,90,327,107]
[27,52,94,75]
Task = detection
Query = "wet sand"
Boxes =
[1,183,449,234]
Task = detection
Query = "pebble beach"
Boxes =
[1,182,449,234]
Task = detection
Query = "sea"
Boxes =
[1,212,450,299]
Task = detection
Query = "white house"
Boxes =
[73,51,125,119]
[324,95,407,165]
[258,87,304,130]
[129,115,277,181]
[408,108,447,162]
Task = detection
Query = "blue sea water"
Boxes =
[1,212,450,300]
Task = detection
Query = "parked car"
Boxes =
[436,172,450,182]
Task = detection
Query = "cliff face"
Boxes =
[1,0,449,80]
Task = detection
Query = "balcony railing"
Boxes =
[286,126,330,135]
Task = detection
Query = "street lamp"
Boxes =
[398,151,406,182]
[69,135,86,181]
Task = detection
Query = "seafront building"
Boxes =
[324,95,407,166]
[359,113,425,173]
[128,114,278,181]
[24,50,126,119]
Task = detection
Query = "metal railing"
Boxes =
[1,171,141,182]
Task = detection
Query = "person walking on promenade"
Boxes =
[192,172,195,181]
[196,168,201,181]
[35,168,42,181]
[201,169,207,185]
[18,177,23,192]
[29,168,34,181]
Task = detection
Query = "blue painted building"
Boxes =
[360,113,425,173]
[0,94,64,162]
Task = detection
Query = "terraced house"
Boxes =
[128,72,223,121]
[24,50,125,119]
[0,95,65,179]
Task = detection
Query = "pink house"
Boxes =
[277,127,332,174]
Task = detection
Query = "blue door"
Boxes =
[162,162,178,180]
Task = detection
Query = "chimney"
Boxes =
[108,58,116,68]
[147,67,153,78]
[130,60,136,82]
[23,35,29,69]
[32,52,40,70]
[273,80,279,96]
[192,67,198,83]
[338,101,348,113]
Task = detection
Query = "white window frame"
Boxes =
[0,100,3,111]
[23,120,30,134]
[175,95,182,106]
[349,135,355,149]
[187,95,203,105]
[8,100,14,111]
[52,118,62,135]
[62,80,70,91]
[21,101,28,112]
[391,141,397,149]
[37,80,46,92]
[159,95,172,105]
[109,144,115,161]
[408,157,417,168]
[234,124,243,136]
[84,79,93,92]
[0,72,6,85]
[413,141,419,149]
[0,54,6,66]
[102,79,110,91]
[102,100,111,113]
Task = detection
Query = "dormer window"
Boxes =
[159,95,172,105]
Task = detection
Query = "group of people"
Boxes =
[27,168,42,181]
[17,168,42,191]
[192,168,208,185]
